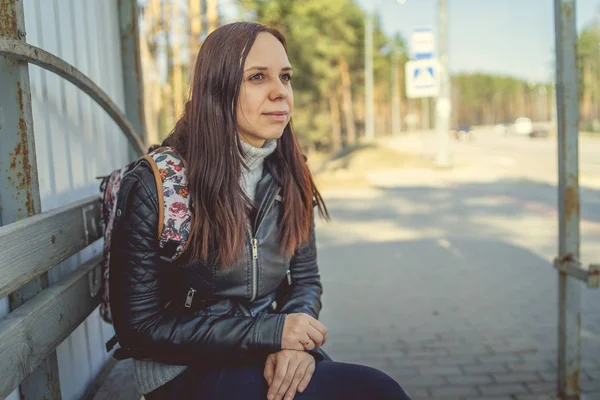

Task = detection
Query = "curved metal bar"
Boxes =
[0,37,146,156]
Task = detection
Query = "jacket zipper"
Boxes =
[248,186,280,302]
[185,288,196,308]
[250,237,259,301]
[286,269,292,285]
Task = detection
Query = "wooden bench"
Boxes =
[0,196,140,399]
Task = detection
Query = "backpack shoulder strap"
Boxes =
[141,146,192,261]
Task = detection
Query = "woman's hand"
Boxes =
[264,350,316,400]
[281,313,327,351]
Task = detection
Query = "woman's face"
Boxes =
[237,32,294,148]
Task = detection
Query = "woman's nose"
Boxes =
[269,80,289,101]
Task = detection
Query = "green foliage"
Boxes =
[577,23,600,126]
[451,73,552,125]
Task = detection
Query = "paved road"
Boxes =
[315,130,600,399]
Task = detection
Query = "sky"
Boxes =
[355,0,600,83]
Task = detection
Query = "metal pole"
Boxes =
[391,44,401,136]
[435,0,451,167]
[365,12,375,141]
[0,38,145,155]
[422,98,430,130]
[554,0,582,398]
[0,0,62,398]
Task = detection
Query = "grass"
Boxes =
[580,131,600,138]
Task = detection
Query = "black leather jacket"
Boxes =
[109,159,324,366]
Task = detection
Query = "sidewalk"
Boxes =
[314,133,600,399]
[317,237,600,399]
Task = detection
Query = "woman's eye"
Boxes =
[249,73,264,81]
[281,74,292,82]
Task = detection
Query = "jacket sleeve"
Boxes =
[278,213,323,320]
[109,164,286,365]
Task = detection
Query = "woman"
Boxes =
[110,21,410,400]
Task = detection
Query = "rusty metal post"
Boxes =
[554,0,582,398]
[0,0,62,398]
[118,0,147,154]
[0,38,145,155]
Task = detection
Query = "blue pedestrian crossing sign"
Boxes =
[405,59,440,99]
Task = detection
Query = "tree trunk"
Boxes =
[339,58,356,145]
[390,51,402,135]
[188,0,203,82]
[399,64,405,132]
[582,62,593,124]
[329,94,342,154]
[207,0,218,34]
[517,84,525,117]
[141,0,162,143]
[161,0,175,129]
[172,5,184,118]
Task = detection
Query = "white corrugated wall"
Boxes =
[1,1,131,399]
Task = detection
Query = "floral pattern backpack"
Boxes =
[98,146,191,326]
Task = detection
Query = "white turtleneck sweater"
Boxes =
[239,138,278,200]
[134,139,277,395]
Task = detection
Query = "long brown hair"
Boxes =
[162,22,328,267]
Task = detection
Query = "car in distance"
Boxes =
[513,117,533,136]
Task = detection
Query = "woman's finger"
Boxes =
[301,334,315,351]
[267,356,290,400]
[308,318,327,337]
[283,362,308,400]
[264,355,276,386]
[305,325,324,347]
[274,360,299,400]
[297,361,316,393]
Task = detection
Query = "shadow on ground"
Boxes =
[316,176,600,397]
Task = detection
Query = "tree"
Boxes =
[578,23,600,127]
[451,73,552,126]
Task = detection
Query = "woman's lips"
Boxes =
[263,112,288,122]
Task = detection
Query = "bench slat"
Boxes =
[0,196,102,299]
[0,256,102,398]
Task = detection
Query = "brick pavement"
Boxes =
[316,164,600,399]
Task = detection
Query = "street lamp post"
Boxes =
[435,0,452,167]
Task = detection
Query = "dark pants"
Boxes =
[145,353,410,400]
